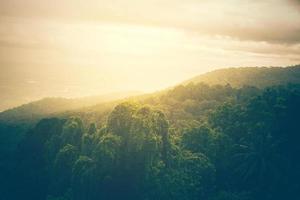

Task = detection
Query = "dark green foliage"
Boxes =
[72,156,97,200]
[88,123,97,134]
[50,144,79,197]
[208,84,300,200]
[1,81,300,200]
[61,117,84,148]
[182,125,217,159]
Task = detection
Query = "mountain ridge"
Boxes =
[0,91,142,124]
[1,65,300,124]
[182,65,300,87]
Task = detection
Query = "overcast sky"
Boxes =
[0,0,300,111]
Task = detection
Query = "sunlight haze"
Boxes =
[1,0,300,111]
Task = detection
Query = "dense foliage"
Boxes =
[1,66,299,160]
[1,81,300,199]
[184,65,300,88]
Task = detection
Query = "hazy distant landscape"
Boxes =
[1,0,300,200]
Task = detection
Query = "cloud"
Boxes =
[288,0,300,8]
[1,0,300,45]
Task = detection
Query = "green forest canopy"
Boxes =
[0,66,300,200]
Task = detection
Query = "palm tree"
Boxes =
[232,132,284,198]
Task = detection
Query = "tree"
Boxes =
[88,123,97,135]
[182,125,216,159]
[61,117,84,148]
[50,144,79,197]
[72,156,97,200]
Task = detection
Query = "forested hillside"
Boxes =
[0,92,140,158]
[0,91,142,124]
[184,65,300,88]
[2,66,300,125]
[1,66,300,200]
[2,66,300,127]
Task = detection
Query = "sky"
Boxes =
[0,0,300,111]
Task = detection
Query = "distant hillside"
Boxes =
[183,65,300,88]
[2,65,300,125]
[0,91,142,124]
[1,66,300,160]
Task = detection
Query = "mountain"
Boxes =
[1,66,300,200]
[0,91,142,124]
[54,65,300,131]
[183,65,300,88]
[0,91,142,157]
[2,65,300,125]
[3,78,300,200]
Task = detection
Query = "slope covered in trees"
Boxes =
[1,82,300,200]
[1,66,300,200]
[0,91,142,124]
[2,66,300,125]
[0,92,140,159]
[183,65,300,88]
[1,66,299,126]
